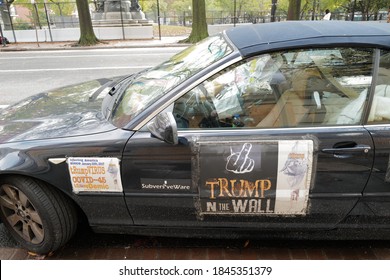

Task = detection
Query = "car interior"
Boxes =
[173,47,390,129]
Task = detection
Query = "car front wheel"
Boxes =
[0,176,78,255]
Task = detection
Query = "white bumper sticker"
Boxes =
[67,157,123,193]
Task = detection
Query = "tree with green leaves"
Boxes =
[49,0,76,18]
[352,0,388,20]
[292,0,389,21]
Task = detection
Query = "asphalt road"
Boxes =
[0,47,185,105]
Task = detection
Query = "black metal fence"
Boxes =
[1,1,388,42]
[1,2,79,31]
[1,1,287,31]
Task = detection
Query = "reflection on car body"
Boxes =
[1,21,390,255]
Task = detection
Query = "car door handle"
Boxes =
[321,143,371,159]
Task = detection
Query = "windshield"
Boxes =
[111,34,233,127]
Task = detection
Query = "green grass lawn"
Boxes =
[153,25,192,37]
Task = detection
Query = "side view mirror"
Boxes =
[147,112,178,145]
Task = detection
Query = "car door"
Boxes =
[122,46,375,231]
[359,49,390,223]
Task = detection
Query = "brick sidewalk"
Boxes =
[2,241,390,260]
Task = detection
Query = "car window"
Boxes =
[367,50,390,124]
[173,47,374,129]
[111,34,232,127]
[285,49,343,65]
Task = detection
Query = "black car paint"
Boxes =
[123,126,373,230]
[1,21,390,238]
[226,21,390,57]
[0,78,136,227]
[0,78,119,143]
[0,128,135,227]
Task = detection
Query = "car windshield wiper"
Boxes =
[101,73,141,120]
[89,79,119,102]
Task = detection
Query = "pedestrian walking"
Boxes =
[323,9,331,20]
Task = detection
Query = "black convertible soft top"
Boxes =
[225,21,390,57]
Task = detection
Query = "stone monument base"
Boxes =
[92,11,152,27]
[105,12,132,20]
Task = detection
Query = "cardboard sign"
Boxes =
[198,140,313,215]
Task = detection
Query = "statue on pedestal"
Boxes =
[94,0,145,21]
[130,0,141,11]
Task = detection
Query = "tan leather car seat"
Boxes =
[257,67,324,128]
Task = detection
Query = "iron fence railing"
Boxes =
[1,1,388,42]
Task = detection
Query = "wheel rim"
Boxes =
[0,184,44,244]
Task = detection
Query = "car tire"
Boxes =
[0,176,78,255]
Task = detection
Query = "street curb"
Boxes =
[0,44,191,52]
[0,39,192,52]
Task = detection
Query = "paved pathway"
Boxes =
[0,37,189,52]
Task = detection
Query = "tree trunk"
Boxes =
[183,0,209,43]
[76,0,99,46]
[271,0,278,22]
[287,0,301,20]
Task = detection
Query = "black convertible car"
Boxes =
[1,21,390,254]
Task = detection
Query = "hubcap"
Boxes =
[0,184,44,244]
